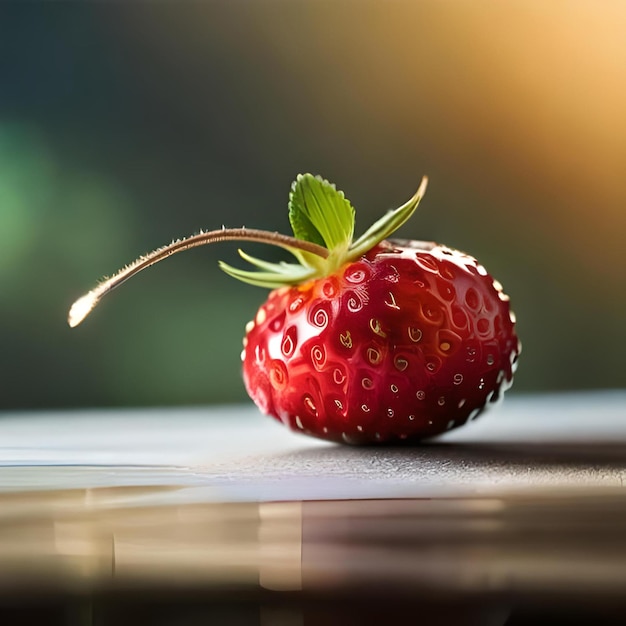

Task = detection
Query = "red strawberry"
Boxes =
[242,241,519,444]
[68,174,520,444]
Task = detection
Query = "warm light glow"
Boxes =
[68,291,99,328]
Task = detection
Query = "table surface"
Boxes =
[1,390,626,604]
[2,390,625,501]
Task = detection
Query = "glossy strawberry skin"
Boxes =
[242,240,520,444]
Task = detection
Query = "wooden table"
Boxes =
[1,391,625,625]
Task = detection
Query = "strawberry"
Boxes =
[68,174,520,444]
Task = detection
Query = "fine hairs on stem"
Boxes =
[67,228,329,328]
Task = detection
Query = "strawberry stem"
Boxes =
[68,227,329,328]
[68,174,430,327]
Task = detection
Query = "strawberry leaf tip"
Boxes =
[289,174,355,252]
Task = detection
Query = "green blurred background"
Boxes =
[1,2,624,411]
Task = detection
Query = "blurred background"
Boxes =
[1,1,624,411]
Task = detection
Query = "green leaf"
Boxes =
[217,248,319,289]
[219,260,316,289]
[236,249,299,274]
[347,176,428,262]
[289,174,355,252]
[288,199,326,248]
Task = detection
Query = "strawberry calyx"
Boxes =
[67,174,427,327]
[220,174,428,288]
